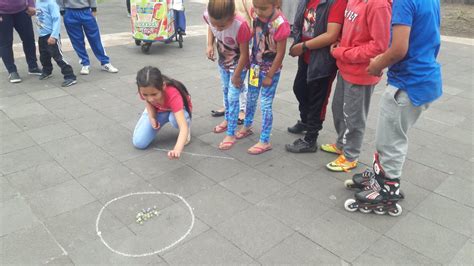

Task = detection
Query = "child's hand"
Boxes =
[367,55,384,77]
[167,149,181,159]
[289,43,303,57]
[150,119,160,130]
[330,42,339,55]
[231,73,242,88]
[262,75,273,87]
[47,37,57,45]
[206,45,215,61]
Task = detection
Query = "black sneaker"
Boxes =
[287,120,307,134]
[9,72,22,83]
[285,138,317,153]
[39,73,52,80]
[61,79,77,87]
[28,67,42,76]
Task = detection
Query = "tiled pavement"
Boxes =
[1,0,473,264]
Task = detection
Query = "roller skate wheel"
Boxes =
[359,206,372,214]
[373,206,386,215]
[388,203,403,217]
[344,179,354,189]
[344,199,358,212]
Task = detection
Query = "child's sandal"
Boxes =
[236,129,253,139]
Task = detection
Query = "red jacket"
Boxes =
[332,0,392,85]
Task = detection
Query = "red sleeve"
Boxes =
[273,19,291,42]
[236,21,252,44]
[166,87,185,113]
[328,0,347,24]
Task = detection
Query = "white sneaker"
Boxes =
[80,65,90,75]
[101,63,119,73]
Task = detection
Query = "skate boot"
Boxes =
[343,154,403,216]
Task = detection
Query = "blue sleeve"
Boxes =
[391,0,415,26]
[49,1,61,39]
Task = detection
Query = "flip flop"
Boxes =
[218,141,236,150]
[213,124,227,133]
[211,110,225,117]
[236,129,253,139]
[247,145,272,155]
[237,118,244,125]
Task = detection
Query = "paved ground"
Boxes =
[1,0,473,264]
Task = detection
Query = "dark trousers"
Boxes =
[38,35,76,80]
[126,0,131,13]
[0,10,38,73]
[293,57,336,143]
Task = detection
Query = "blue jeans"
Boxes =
[63,8,110,66]
[245,71,281,143]
[218,66,248,136]
[133,110,191,149]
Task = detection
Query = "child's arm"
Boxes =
[168,110,189,159]
[145,101,160,129]
[48,2,61,44]
[367,25,411,76]
[332,5,391,64]
[263,39,286,87]
[289,23,342,57]
[231,41,249,88]
[206,26,216,61]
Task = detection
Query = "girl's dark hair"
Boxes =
[136,66,192,118]
[207,0,235,20]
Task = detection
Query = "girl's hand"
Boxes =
[262,75,272,88]
[150,119,160,130]
[167,149,181,159]
[206,45,215,61]
[367,55,384,77]
[289,43,304,57]
[231,73,242,88]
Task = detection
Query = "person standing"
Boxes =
[0,0,42,83]
[58,0,119,75]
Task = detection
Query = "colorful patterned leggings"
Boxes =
[244,71,281,143]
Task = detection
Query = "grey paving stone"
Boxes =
[386,213,469,264]
[163,230,256,264]
[98,182,176,226]
[187,184,251,227]
[78,163,148,199]
[5,161,73,196]
[435,175,474,208]
[413,193,473,237]
[299,209,380,262]
[449,239,474,265]
[67,227,165,265]
[215,207,294,258]
[0,131,36,154]
[255,154,316,185]
[27,179,96,219]
[259,232,344,265]
[256,187,330,230]
[292,172,350,207]
[0,146,53,175]
[83,125,145,161]
[0,197,40,236]
[3,102,51,119]
[0,118,22,137]
[27,88,68,101]
[402,159,450,192]
[123,151,184,180]
[47,101,100,121]
[25,122,78,144]
[44,201,125,251]
[149,165,215,199]
[41,135,117,177]
[0,176,18,203]
[220,168,286,204]
[39,95,83,110]
[0,93,35,109]
[186,147,248,180]
[66,113,117,133]
[12,112,62,130]
[353,236,439,265]
[0,225,67,265]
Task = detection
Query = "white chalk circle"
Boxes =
[95,191,195,257]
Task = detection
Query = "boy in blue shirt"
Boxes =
[36,0,77,87]
[344,0,442,216]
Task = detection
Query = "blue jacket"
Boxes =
[35,0,61,39]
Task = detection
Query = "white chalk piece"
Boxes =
[95,192,195,257]
[153,148,235,160]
